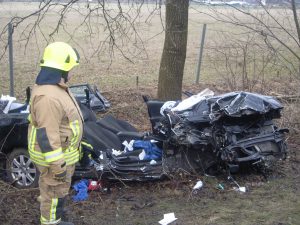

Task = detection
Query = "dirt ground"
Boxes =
[0,87,299,225]
[0,2,300,224]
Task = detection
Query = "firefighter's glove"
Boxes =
[52,161,67,182]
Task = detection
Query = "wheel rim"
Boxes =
[10,154,37,187]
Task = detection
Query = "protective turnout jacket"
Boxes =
[28,83,83,167]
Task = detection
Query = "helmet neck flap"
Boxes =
[36,67,69,85]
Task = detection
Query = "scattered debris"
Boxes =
[133,140,162,161]
[192,180,203,194]
[122,140,134,152]
[139,149,146,160]
[112,149,124,156]
[72,179,89,202]
[228,176,247,193]
[233,186,246,193]
[216,183,225,191]
[158,212,177,225]
[150,160,157,165]
[73,179,107,201]
[88,180,103,191]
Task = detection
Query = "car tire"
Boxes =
[6,148,39,189]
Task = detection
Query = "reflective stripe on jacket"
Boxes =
[28,83,83,167]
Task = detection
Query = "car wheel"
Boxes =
[6,148,39,188]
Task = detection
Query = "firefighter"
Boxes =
[28,42,83,225]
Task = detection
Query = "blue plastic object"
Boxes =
[72,179,89,202]
[133,140,162,160]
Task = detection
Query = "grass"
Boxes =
[0,2,299,97]
[0,3,300,224]
[68,175,300,225]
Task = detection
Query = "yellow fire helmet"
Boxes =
[40,42,80,72]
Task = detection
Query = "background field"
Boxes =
[0,2,300,225]
[1,2,299,96]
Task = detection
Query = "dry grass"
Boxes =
[0,4,300,224]
[0,4,298,140]
[0,2,299,99]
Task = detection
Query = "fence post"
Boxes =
[8,22,14,97]
[195,24,207,84]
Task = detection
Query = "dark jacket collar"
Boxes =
[36,67,68,85]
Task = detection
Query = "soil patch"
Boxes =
[0,88,299,225]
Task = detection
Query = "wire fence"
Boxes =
[0,2,299,97]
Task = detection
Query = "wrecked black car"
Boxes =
[0,86,288,188]
[153,90,288,175]
[69,84,110,112]
[86,89,288,181]
[0,84,110,188]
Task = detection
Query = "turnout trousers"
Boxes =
[36,164,75,225]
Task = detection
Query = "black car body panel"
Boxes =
[0,88,289,187]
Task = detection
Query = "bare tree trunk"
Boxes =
[291,0,300,75]
[157,0,189,101]
[291,0,300,44]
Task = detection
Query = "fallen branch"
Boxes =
[273,94,300,103]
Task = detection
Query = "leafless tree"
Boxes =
[0,0,191,100]
[0,0,164,63]
[207,32,277,92]
[193,2,300,78]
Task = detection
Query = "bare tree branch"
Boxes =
[190,3,300,81]
[0,0,163,64]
